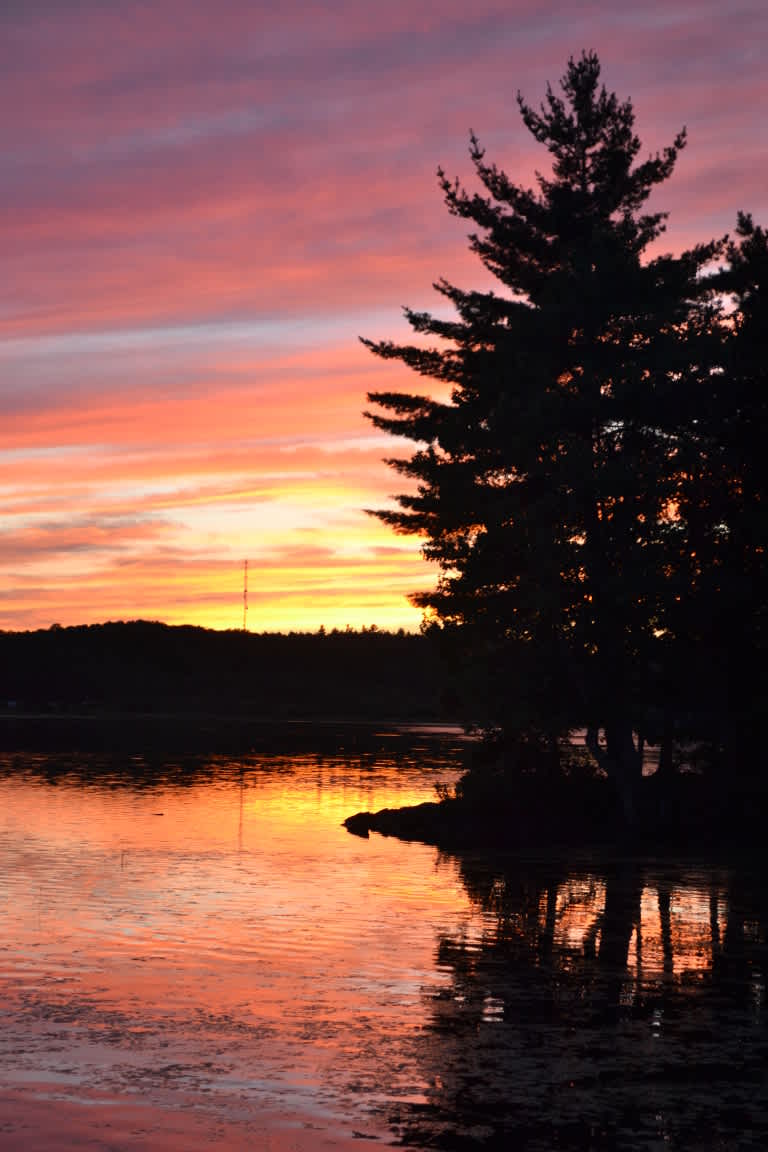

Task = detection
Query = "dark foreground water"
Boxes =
[0,736,766,1150]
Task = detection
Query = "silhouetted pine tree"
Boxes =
[362,52,721,816]
[678,214,768,770]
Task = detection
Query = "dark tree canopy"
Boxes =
[362,52,763,808]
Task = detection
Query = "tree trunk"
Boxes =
[657,721,675,777]
[586,724,605,767]
[586,719,643,825]
[604,717,642,825]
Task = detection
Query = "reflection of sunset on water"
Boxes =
[1,750,766,1149]
[539,874,731,985]
[552,876,607,952]
[446,866,741,992]
[410,854,768,1149]
[0,750,475,1145]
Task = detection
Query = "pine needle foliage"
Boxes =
[362,53,724,792]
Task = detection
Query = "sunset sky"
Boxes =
[2,1,765,633]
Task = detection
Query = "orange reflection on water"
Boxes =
[0,751,473,1146]
[553,876,606,951]
[523,866,733,989]
[2,752,765,1152]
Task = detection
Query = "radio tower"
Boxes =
[243,559,249,632]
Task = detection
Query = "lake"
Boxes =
[0,733,766,1150]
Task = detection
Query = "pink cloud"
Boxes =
[1,1,765,630]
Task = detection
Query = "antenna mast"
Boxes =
[243,559,248,632]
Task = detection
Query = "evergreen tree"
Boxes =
[721,218,768,690]
[362,52,720,815]
[677,214,768,769]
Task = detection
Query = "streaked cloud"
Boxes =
[1,1,765,630]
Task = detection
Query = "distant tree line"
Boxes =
[363,52,768,818]
[0,621,447,721]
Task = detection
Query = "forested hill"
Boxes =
[0,622,447,720]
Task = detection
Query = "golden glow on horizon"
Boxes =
[1,338,433,631]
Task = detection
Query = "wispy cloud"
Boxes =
[1,0,765,629]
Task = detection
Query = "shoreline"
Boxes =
[343,772,768,864]
[0,712,464,754]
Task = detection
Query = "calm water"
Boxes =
[0,738,766,1150]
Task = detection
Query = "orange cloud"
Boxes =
[2,0,764,630]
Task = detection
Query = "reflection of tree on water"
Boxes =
[392,856,768,1150]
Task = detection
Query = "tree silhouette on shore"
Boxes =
[363,52,766,812]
